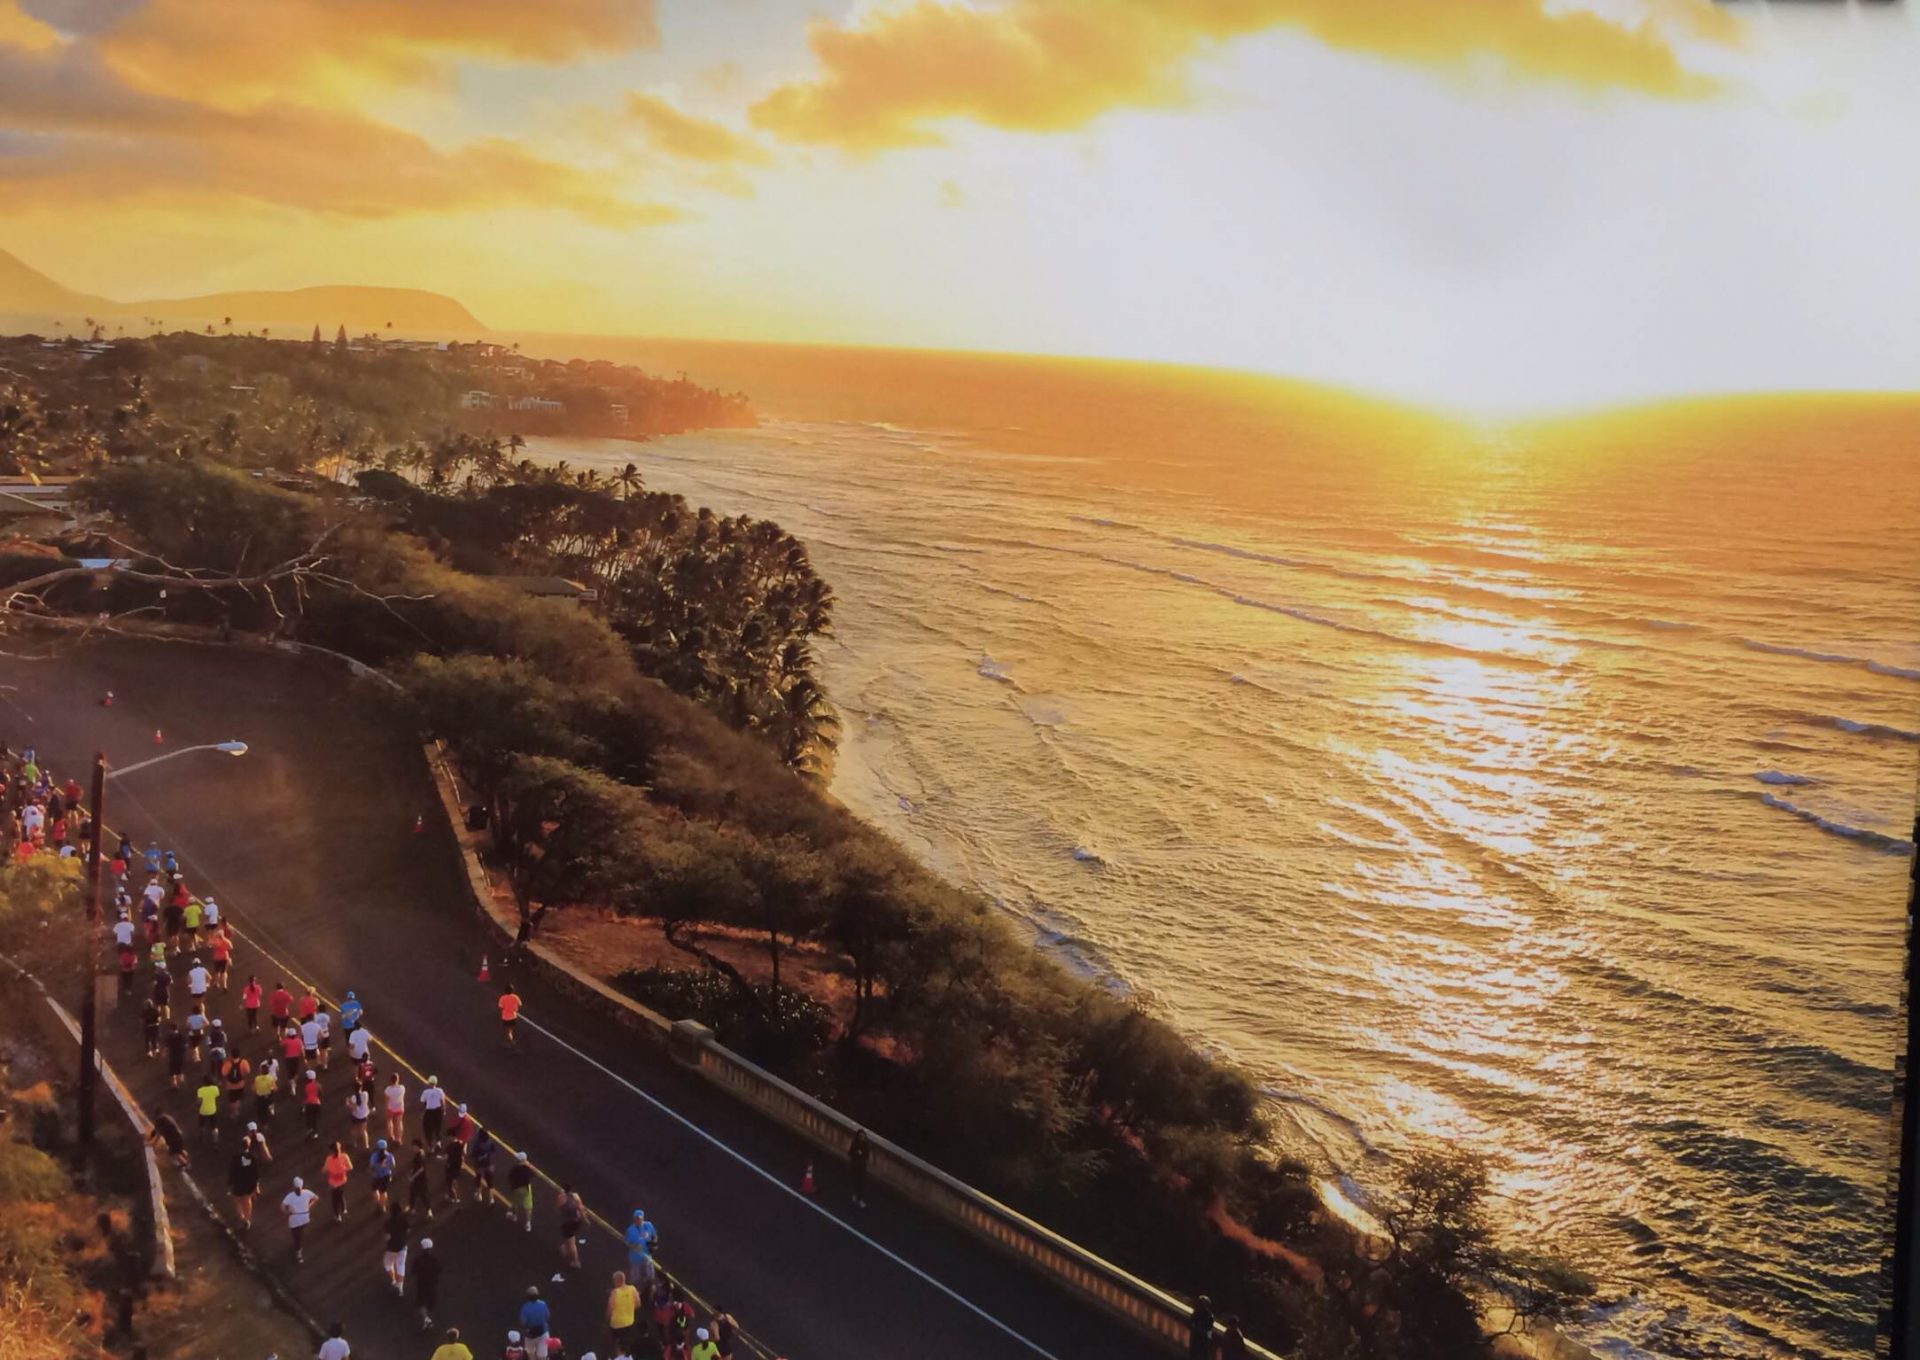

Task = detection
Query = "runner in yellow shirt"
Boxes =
[427,1329,472,1360]
[194,1078,220,1138]
[605,1270,641,1352]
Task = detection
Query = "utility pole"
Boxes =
[77,751,106,1157]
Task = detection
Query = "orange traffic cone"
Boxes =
[800,1162,815,1196]
[477,955,490,983]
[101,691,114,707]
[152,728,163,745]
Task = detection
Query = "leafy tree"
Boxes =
[1302,1149,1592,1360]
[494,755,646,936]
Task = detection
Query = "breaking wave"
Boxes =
[1757,793,1914,855]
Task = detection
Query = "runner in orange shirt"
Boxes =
[323,1140,354,1222]
[209,928,233,991]
[498,988,522,1047]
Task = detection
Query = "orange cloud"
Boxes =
[625,92,771,165]
[95,0,658,104]
[0,1,60,49]
[0,40,675,224]
[750,0,1734,150]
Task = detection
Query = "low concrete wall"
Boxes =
[39,993,175,1281]
[422,741,1272,1357]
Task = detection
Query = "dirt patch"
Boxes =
[539,909,860,1029]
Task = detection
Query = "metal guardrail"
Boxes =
[39,992,176,1280]
[688,1032,1285,1356]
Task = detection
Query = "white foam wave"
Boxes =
[1742,638,1920,681]
[976,656,1017,685]
[1757,793,1914,855]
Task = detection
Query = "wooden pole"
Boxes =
[77,751,106,1155]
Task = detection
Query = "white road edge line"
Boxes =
[517,1015,1069,1360]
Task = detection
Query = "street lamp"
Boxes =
[78,739,249,1156]
[105,740,249,781]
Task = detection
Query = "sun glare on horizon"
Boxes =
[0,0,1917,411]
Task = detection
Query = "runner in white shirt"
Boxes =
[187,962,211,999]
[202,896,219,929]
[344,1085,372,1148]
[348,1026,373,1064]
[281,1177,319,1262]
[314,1008,332,1069]
[418,1076,447,1144]
[383,1076,407,1143]
[300,1017,321,1064]
[316,1325,351,1360]
[112,916,135,949]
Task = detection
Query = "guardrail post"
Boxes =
[668,1018,714,1067]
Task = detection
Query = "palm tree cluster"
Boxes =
[366,450,840,773]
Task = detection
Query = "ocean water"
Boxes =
[525,339,1918,1360]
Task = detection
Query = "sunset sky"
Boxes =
[1,0,1916,411]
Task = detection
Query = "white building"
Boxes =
[507,396,563,412]
[459,390,494,409]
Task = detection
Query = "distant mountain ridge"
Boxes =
[0,249,486,334]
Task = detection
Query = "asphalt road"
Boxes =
[1,636,1174,1360]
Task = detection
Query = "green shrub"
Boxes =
[613,965,831,1074]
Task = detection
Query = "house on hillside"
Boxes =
[459,390,494,409]
[492,575,598,604]
[608,403,629,426]
[507,396,563,412]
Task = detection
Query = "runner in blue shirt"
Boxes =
[340,991,364,1034]
[624,1209,659,1285]
[144,842,162,874]
[369,1139,397,1211]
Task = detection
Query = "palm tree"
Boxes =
[777,675,840,775]
[614,462,643,499]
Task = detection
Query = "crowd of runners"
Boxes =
[2,743,763,1360]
